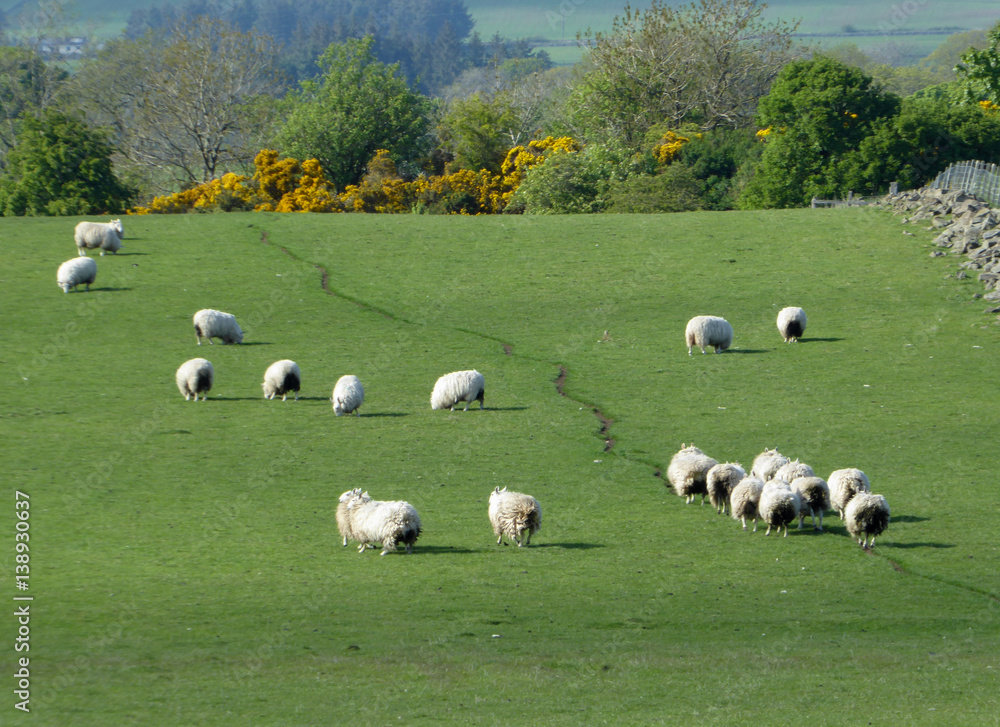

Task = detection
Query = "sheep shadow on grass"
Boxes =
[724,349,769,355]
[797,337,845,343]
[531,542,605,550]
[89,287,133,292]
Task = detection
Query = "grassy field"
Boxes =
[3,207,1000,725]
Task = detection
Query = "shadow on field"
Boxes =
[799,337,844,343]
[884,542,955,550]
[238,342,273,346]
[533,542,605,550]
[892,515,930,523]
[358,412,409,418]
[90,287,133,292]
[412,545,477,555]
[485,406,529,412]
[109,251,148,256]
[726,349,769,355]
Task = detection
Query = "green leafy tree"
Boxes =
[277,36,431,188]
[438,94,518,173]
[0,47,69,165]
[956,22,1000,105]
[0,109,135,216]
[741,57,900,207]
[569,0,799,146]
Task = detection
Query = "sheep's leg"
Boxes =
[752,517,758,533]
[816,511,823,532]
[281,393,287,401]
[765,524,772,536]
[342,537,347,547]
[496,534,503,546]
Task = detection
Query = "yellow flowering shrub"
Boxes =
[129,138,582,215]
[651,130,690,164]
[980,100,1000,115]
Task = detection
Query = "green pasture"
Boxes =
[2,207,999,725]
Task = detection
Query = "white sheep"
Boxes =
[262,360,301,401]
[828,468,871,519]
[844,492,890,549]
[75,219,123,256]
[332,375,364,416]
[707,462,746,515]
[730,475,765,531]
[774,459,815,484]
[791,476,831,531]
[776,306,807,343]
[193,309,243,345]
[175,358,213,401]
[759,479,801,537]
[430,369,485,411]
[666,444,718,504]
[336,488,372,548]
[750,448,790,481]
[57,256,97,293]
[488,486,542,547]
[685,315,733,355]
[339,490,422,556]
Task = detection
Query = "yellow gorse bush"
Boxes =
[651,130,690,164]
[130,138,581,215]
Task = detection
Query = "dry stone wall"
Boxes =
[878,187,1000,310]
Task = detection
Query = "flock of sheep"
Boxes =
[59,219,889,554]
[667,443,890,548]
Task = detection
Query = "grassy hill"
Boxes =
[2,207,999,725]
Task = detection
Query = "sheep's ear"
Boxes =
[494,486,501,494]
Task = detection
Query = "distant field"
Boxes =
[3,207,999,724]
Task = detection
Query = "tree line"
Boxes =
[1,0,999,216]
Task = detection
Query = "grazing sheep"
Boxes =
[759,479,801,537]
[339,490,422,556]
[193,309,243,345]
[175,358,213,401]
[488,486,542,547]
[262,360,301,401]
[430,369,485,411]
[685,315,733,355]
[791,476,831,531]
[57,257,97,293]
[332,375,364,416]
[750,448,790,481]
[336,488,372,548]
[707,462,746,515]
[829,468,871,519]
[730,476,765,532]
[666,444,718,504]
[774,459,815,484]
[75,219,123,256]
[844,492,890,549]
[777,306,807,343]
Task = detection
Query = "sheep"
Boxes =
[759,479,801,537]
[175,358,213,401]
[262,360,301,401]
[774,459,815,484]
[336,488,372,548]
[193,309,243,345]
[828,468,871,519]
[75,219,123,256]
[339,489,422,556]
[730,475,765,532]
[57,256,97,293]
[488,486,542,547]
[706,462,746,515]
[791,476,831,531]
[666,444,718,504]
[776,306,807,343]
[844,492,890,549]
[750,448,790,481]
[332,375,364,416]
[685,315,733,355]
[430,369,484,411]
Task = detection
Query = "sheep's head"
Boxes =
[110,219,124,238]
[490,486,507,502]
[333,396,345,416]
[338,488,362,504]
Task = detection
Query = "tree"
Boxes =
[741,57,901,207]
[0,109,135,216]
[569,0,799,145]
[956,22,1000,105]
[0,47,69,164]
[438,94,518,172]
[74,17,282,195]
[276,37,431,188]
